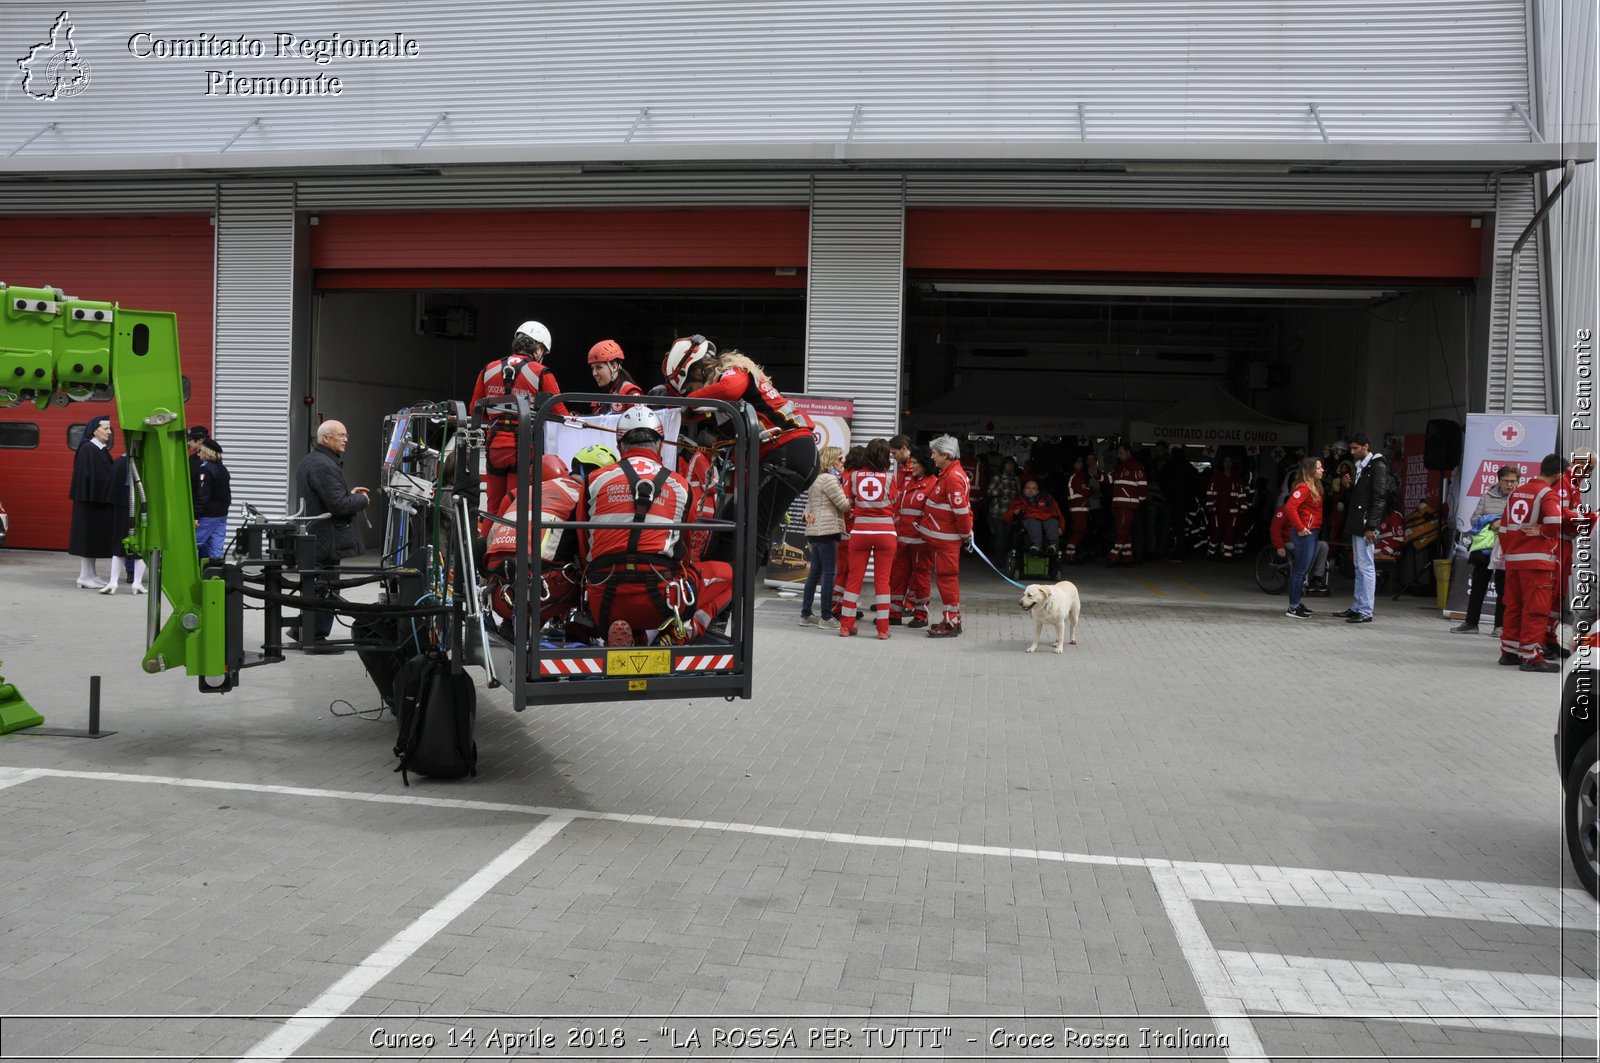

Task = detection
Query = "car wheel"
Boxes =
[1565,734,1600,898]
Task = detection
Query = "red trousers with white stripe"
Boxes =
[1065,512,1088,560]
[889,542,931,621]
[927,540,963,625]
[1111,502,1138,562]
[840,534,896,635]
[1500,566,1556,663]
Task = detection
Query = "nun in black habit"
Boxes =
[68,415,118,588]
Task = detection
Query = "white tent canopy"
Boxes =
[1127,382,1307,449]
[910,377,1134,437]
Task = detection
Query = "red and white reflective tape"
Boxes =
[538,656,604,676]
[673,654,735,672]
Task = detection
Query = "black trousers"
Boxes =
[1463,562,1505,628]
[756,437,819,564]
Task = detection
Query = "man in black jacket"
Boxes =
[294,420,370,645]
[1332,432,1391,624]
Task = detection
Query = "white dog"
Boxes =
[1018,581,1081,653]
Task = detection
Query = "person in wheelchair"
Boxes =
[1004,478,1066,558]
[580,407,734,648]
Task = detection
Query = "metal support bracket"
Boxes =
[220,117,260,153]
[9,122,58,158]
[1077,103,1088,142]
[415,112,449,148]
[1309,104,1329,142]
[847,104,863,142]
[625,107,650,143]
[1509,102,1544,143]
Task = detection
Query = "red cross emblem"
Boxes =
[1495,420,1524,447]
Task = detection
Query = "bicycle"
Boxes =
[1253,543,1289,595]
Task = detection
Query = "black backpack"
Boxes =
[392,652,477,786]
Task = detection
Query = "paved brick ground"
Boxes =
[0,547,1594,1061]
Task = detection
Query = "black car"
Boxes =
[1558,632,1598,897]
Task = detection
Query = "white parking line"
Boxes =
[1215,950,1600,1040]
[238,812,575,1063]
[1151,867,1270,1062]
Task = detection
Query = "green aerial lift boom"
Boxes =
[0,283,225,731]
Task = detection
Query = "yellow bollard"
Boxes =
[1433,559,1453,610]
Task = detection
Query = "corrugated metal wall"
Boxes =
[805,177,904,440]
[1485,176,1549,413]
[1534,0,1597,445]
[213,182,297,511]
[1,0,1534,161]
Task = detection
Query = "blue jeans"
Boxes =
[196,516,229,560]
[1288,532,1316,607]
[1351,534,1376,617]
[802,536,838,619]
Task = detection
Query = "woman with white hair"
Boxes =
[914,434,974,637]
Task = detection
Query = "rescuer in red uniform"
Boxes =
[582,339,644,415]
[917,434,974,638]
[1545,449,1595,658]
[1205,454,1248,559]
[889,446,936,627]
[837,438,899,639]
[1064,455,1103,563]
[672,345,819,565]
[580,407,732,648]
[471,320,571,515]
[484,448,616,637]
[1109,443,1147,564]
[1498,453,1580,672]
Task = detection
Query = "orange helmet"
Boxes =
[587,339,625,366]
[541,454,568,481]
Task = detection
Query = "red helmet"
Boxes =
[587,339,625,366]
[541,454,568,481]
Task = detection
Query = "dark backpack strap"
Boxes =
[598,461,678,626]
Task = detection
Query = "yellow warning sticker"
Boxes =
[607,648,671,676]
[628,679,648,692]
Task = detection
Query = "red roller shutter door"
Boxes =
[0,216,215,550]
[312,208,811,289]
[905,209,1483,282]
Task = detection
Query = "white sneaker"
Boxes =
[797,615,819,627]
[818,616,838,629]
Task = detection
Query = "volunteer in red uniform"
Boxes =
[837,438,899,639]
[472,320,571,515]
[484,446,617,636]
[580,407,732,648]
[1500,453,1584,672]
[890,435,914,497]
[1206,454,1250,559]
[832,446,866,621]
[917,434,974,638]
[1063,455,1102,563]
[582,339,644,415]
[670,345,820,565]
[1546,450,1595,656]
[676,440,722,564]
[1109,444,1147,564]
[1004,478,1066,555]
[889,446,936,627]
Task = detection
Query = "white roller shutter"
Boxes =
[805,176,904,440]
[213,182,297,510]
[1486,176,1549,413]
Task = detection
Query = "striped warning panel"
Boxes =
[537,655,605,676]
[673,654,736,672]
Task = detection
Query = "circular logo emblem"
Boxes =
[1493,419,1526,449]
[857,475,886,502]
[1508,498,1531,524]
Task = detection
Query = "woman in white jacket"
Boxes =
[799,446,850,627]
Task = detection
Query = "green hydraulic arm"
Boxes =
[0,283,226,718]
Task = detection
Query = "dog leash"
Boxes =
[965,539,1029,590]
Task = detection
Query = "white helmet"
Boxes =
[616,405,664,441]
[514,320,552,353]
[662,335,715,394]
